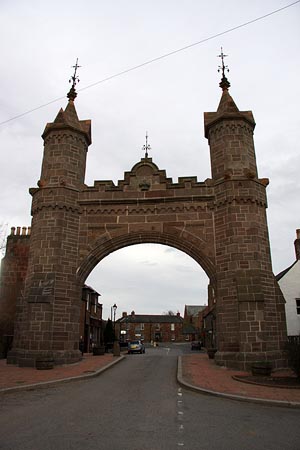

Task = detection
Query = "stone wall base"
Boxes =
[7,348,82,368]
[214,350,288,372]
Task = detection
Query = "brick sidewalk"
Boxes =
[180,353,300,405]
[0,353,119,391]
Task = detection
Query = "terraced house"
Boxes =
[116,311,184,343]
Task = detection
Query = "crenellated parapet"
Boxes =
[10,226,31,236]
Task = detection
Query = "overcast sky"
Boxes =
[0,1,299,320]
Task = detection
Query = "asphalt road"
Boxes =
[0,344,299,450]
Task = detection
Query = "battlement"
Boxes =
[10,226,31,236]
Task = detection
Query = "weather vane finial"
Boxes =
[217,47,230,91]
[142,131,151,158]
[67,58,81,101]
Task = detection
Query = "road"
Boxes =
[0,344,299,450]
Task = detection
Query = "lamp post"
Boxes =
[113,303,117,333]
[112,303,120,356]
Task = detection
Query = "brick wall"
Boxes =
[0,227,30,337]
[118,316,184,343]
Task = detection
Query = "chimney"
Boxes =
[131,310,135,317]
[122,312,127,318]
[295,229,300,261]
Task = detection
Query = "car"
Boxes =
[191,341,202,351]
[128,340,145,354]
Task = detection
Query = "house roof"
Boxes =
[203,305,215,318]
[83,284,101,296]
[117,314,183,324]
[276,261,297,281]
[185,305,206,317]
[182,324,198,334]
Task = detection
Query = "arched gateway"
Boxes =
[8,71,287,370]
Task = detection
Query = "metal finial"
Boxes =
[217,47,230,91]
[67,58,81,101]
[142,131,151,158]
[218,47,229,78]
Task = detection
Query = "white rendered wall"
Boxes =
[278,261,300,336]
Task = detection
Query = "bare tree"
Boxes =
[0,223,8,257]
[163,310,176,316]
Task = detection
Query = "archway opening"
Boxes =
[86,243,209,320]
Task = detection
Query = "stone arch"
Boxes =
[6,81,288,371]
[76,230,216,285]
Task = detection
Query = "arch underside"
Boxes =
[77,230,215,284]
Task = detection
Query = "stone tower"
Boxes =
[204,70,287,368]
[8,81,91,366]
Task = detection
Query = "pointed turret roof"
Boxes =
[204,75,255,138]
[64,100,80,123]
[53,101,79,126]
[53,99,79,127]
[204,49,255,137]
[216,85,239,115]
[42,99,91,145]
[42,59,91,143]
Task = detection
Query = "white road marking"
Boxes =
[177,388,184,446]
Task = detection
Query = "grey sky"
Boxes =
[1,1,299,320]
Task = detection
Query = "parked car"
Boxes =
[191,341,202,351]
[128,340,145,354]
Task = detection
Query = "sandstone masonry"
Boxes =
[4,76,287,370]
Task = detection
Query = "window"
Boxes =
[94,302,97,314]
[86,293,90,311]
[171,323,175,331]
[140,323,144,330]
[296,299,300,315]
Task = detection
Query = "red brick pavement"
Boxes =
[181,353,300,405]
[0,353,118,391]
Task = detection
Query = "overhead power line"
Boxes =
[0,0,299,127]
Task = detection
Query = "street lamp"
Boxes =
[112,303,120,356]
[113,303,117,332]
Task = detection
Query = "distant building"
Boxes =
[276,229,300,336]
[202,284,217,348]
[80,285,103,352]
[183,305,207,341]
[116,311,184,343]
[203,306,216,348]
